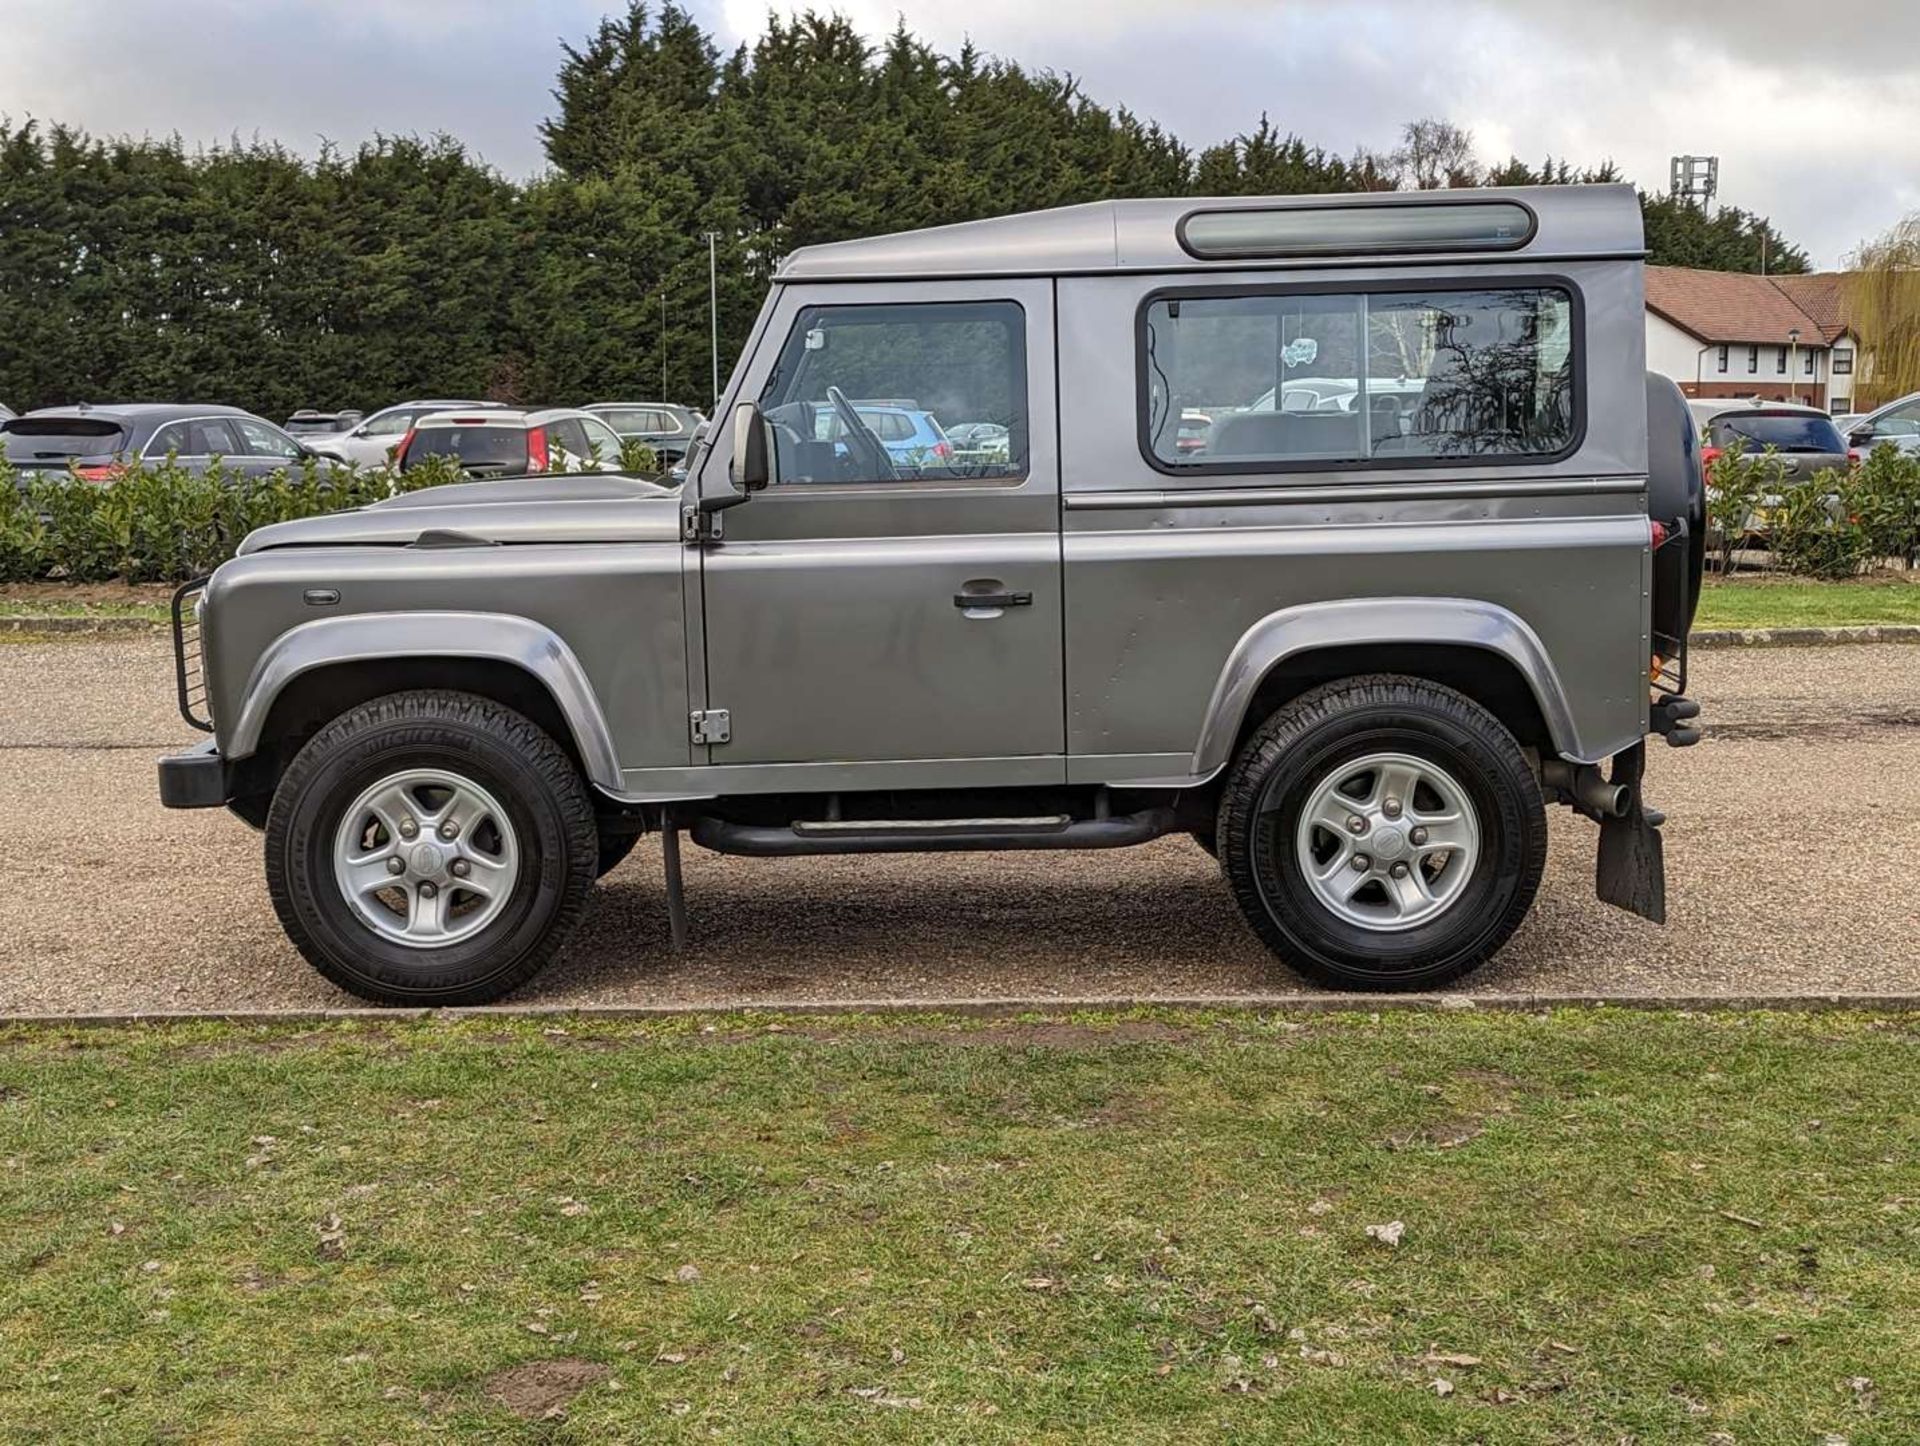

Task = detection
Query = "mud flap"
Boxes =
[1595,743,1666,924]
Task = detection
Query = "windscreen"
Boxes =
[283,417,341,436]
[3,418,129,462]
[409,427,526,466]
[1711,413,1845,453]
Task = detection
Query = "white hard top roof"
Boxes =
[777,184,1643,283]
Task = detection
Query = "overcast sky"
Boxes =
[2,0,1916,268]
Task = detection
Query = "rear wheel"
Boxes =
[265,690,598,1005]
[1217,676,1545,990]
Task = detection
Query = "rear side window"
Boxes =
[4,418,129,462]
[1710,413,1845,453]
[1141,283,1578,473]
[148,419,243,457]
[409,426,526,467]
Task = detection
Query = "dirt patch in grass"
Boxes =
[481,1358,609,1419]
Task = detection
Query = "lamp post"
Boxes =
[704,231,722,409]
[1787,326,1800,403]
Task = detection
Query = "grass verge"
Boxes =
[1,1009,1914,1443]
[1696,573,1920,630]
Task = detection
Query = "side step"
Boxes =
[689,807,1177,857]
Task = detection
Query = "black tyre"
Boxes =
[265,690,599,1005]
[1216,675,1545,991]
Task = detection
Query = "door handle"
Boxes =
[953,590,1032,609]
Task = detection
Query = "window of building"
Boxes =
[1140,283,1577,471]
[1830,397,1851,416]
[1747,345,1759,374]
[1833,349,1854,376]
[1776,346,1788,375]
[1804,349,1816,376]
[1717,345,1729,373]
[758,300,1027,485]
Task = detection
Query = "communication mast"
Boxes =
[1669,155,1719,210]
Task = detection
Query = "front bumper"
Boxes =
[158,740,230,809]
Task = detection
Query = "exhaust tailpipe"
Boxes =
[1542,760,1630,818]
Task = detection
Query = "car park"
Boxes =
[160,184,1703,1006]
[305,399,508,468]
[4,403,323,481]
[582,402,706,467]
[284,408,364,438]
[1839,391,1920,458]
[395,408,627,478]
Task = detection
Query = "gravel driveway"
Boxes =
[2,634,1917,1014]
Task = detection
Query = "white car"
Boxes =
[395,408,629,478]
[306,399,507,468]
[1838,392,1920,458]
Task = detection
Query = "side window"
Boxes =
[547,417,590,464]
[758,300,1027,484]
[363,410,412,437]
[1142,285,1576,471]
[579,417,624,461]
[148,422,189,457]
[235,418,301,459]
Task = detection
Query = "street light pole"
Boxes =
[1787,326,1800,404]
[704,231,721,409]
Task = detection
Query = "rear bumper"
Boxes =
[158,740,231,809]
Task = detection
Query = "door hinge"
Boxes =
[690,708,731,745]
[681,505,724,543]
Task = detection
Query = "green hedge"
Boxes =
[0,443,660,585]
[0,454,467,583]
[1707,440,1920,580]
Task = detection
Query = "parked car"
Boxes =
[284,408,363,438]
[161,184,1702,1006]
[305,399,508,468]
[1696,402,1854,481]
[582,402,706,466]
[806,402,953,473]
[1693,401,1851,541]
[946,420,1011,464]
[0,403,14,424]
[1839,392,1920,458]
[4,403,324,481]
[396,408,628,478]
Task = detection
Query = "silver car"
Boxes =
[160,185,1703,1004]
[1840,391,1920,458]
[305,399,508,468]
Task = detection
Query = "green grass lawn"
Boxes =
[2,1009,1915,1443]
[1696,574,1920,630]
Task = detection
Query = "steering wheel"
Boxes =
[826,385,897,480]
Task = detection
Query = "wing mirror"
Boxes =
[729,401,771,492]
[1848,427,1873,448]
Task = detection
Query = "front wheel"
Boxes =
[265,690,599,1005]
[1216,676,1546,991]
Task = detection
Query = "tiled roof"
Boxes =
[1645,266,1856,347]
[1768,273,1854,344]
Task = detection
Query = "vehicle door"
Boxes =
[1857,398,1920,456]
[695,280,1064,778]
[233,417,306,476]
[351,408,414,466]
[146,417,245,475]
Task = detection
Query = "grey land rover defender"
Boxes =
[160,184,1704,1004]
